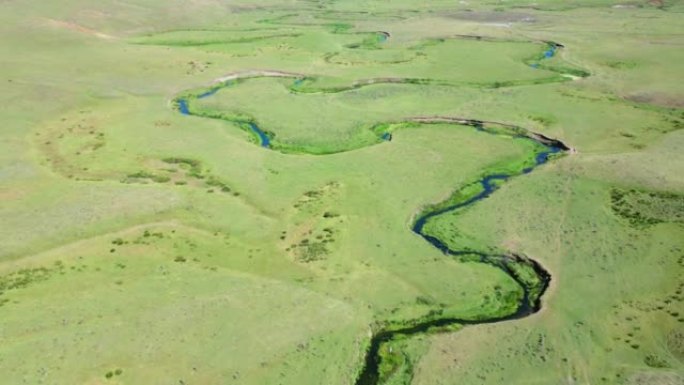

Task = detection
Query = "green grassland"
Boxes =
[0,0,682,385]
[414,141,684,384]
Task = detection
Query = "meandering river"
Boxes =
[174,38,575,385]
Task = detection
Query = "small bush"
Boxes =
[152,175,171,183]
[644,354,669,368]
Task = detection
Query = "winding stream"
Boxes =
[173,37,576,385]
[530,42,560,68]
[178,90,271,148]
[356,130,567,385]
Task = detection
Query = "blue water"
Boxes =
[544,46,556,58]
[248,122,270,147]
[293,78,304,86]
[378,32,389,43]
[381,132,392,141]
[535,146,560,164]
[412,144,563,246]
[177,96,270,148]
[178,99,190,115]
[197,88,219,99]
[412,174,507,234]
[530,44,557,69]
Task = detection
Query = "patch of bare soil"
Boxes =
[649,0,666,8]
[41,18,114,39]
[626,371,683,385]
[444,11,536,23]
[625,92,684,108]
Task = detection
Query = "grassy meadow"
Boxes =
[0,1,682,385]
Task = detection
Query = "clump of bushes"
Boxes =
[205,177,232,193]
[105,368,123,379]
[610,188,684,227]
[124,171,170,184]
[291,239,329,262]
[143,230,164,238]
[644,354,669,368]
[162,157,203,175]
[0,267,53,296]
